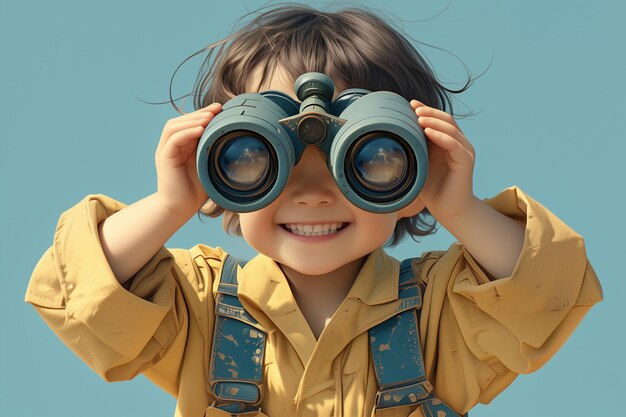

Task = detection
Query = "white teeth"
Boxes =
[284,223,346,236]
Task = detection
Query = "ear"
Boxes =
[395,196,426,220]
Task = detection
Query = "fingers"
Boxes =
[157,104,222,154]
[195,102,222,114]
[164,117,213,135]
[202,102,222,111]
[159,126,205,162]
[165,103,222,130]
[411,99,474,153]
[410,99,475,168]
[418,116,474,155]
[417,116,461,142]
[421,127,474,169]
[411,100,459,129]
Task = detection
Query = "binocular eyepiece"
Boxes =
[196,72,428,213]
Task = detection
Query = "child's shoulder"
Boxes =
[169,244,229,281]
[185,244,229,263]
[408,250,447,286]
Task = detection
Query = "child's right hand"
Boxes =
[154,103,222,216]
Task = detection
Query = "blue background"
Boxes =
[1,0,623,416]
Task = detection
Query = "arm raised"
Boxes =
[99,103,222,284]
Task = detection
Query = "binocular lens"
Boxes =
[347,134,414,202]
[211,133,276,200]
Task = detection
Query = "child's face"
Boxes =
[238,67,425,275]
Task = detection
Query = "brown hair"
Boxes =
[171,3,473,246]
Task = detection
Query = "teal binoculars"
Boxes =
[196,72,428,213]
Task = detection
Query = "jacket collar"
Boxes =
[343,247,399,306]
[237,247,398,308]
[235,247,400,367]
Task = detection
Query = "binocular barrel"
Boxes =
[196,72,428,213]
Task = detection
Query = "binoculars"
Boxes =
[196,72,428,213]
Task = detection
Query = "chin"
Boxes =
[285,262,342,277]
[277,254,352,277]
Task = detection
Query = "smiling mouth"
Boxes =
[280,222,349,237]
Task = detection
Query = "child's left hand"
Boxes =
[410,100,477,221]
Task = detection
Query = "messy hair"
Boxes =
[171,3,473,246]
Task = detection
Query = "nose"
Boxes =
[288,146,337,207]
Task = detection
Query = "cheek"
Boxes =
[353,213,398,247]
[239,212,276,253]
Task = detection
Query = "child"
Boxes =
[26,4,602,417]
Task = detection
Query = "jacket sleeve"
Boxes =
[416,186,603,415]
[25,194,222,396]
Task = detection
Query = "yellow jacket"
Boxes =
[26,187,602,417]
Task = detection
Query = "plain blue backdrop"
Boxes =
[1,0,623,416]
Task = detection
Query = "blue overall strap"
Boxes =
[208,255,267,415]
[369,258,464,417]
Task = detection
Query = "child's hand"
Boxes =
[410,100,476,221]
[154,103,222,216]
